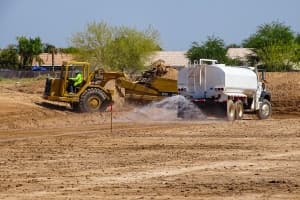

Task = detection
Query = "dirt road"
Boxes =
[0,78,300,199]
[1,119,300,199]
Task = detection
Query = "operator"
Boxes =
[68,69,83,93]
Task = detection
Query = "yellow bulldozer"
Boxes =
[43,61,125,112]
[43,60,178,112]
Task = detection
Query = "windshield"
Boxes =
[60,64,85,79]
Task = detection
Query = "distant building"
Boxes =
[147,51,189,68]
[150,49,256,68]
[32,53,74,66]
[34,51,190,69]
[226,48,255,62]
[34,49,256,69]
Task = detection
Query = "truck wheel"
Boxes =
[235,100,244,120]
[227,99,236,121]
[257,99,272,119]
[79,88,109,112]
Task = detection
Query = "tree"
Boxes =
[105,26,161,72]
[0,45,20,69]
[292,35,300,69]
[59,47,79,54]
[295,33,300,43]
[71,21,161,72]
[44,43,58,68]
[17,36,43,69]
[243,21,297,71]
[243,22,294,48]
[186,36,228,63]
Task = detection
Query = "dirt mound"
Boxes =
[104,79,125,110]
[266,72,300,115]
[0,78,45,94]
[0,80,112,130]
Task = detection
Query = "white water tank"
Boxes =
[178,64,258,99]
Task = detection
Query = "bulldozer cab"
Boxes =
[61,61,90,95]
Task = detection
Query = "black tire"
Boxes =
[227,99,236,121]
[257,99,272,120]
[235,100,244,120]
[79,88,110,112]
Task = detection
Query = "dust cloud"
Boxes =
[116,95,206,122]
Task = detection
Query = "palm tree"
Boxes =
[17,36,43,69]
[44,43,58,71]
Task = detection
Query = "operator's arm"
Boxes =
[69,74,80,81]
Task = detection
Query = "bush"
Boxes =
[186,36,228,64]
[0,45,20,69]
[243,22,299,71]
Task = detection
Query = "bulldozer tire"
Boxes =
[257,99,272,120]
[79,88,109,112]
[227,99,236,121]
[235,100,244,120]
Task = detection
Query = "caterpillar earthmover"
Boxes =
[43,61,125,112]
[43,60,178,112]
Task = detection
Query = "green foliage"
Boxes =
[254,44,296,71]
[186,36,228,63]
[43,43,57,54]
[225,58,244,66]
[17,36,43,69]
[0,45,20,69]
[226,43,241,48]
[71,21,161,73]
[71,22,115,69]
[243,22,298,71]
[105,26,161,72]
[295,34,300,45]
[295,35,300,70]
[243,22,294,48]
[59,47,80,54]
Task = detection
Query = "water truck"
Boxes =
[177,59,271,120]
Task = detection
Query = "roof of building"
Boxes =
[147,51,189,68]
[35,49,255,68]
[226,48,255,61]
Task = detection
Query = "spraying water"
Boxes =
[116,95,206,122]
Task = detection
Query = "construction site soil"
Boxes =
[0,72,299,199]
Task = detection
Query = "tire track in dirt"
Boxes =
[72,150,300,185]
[0,122,212,143]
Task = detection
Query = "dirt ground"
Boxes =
[0,74,300,199]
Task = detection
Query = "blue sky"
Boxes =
[1,0,300,50]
